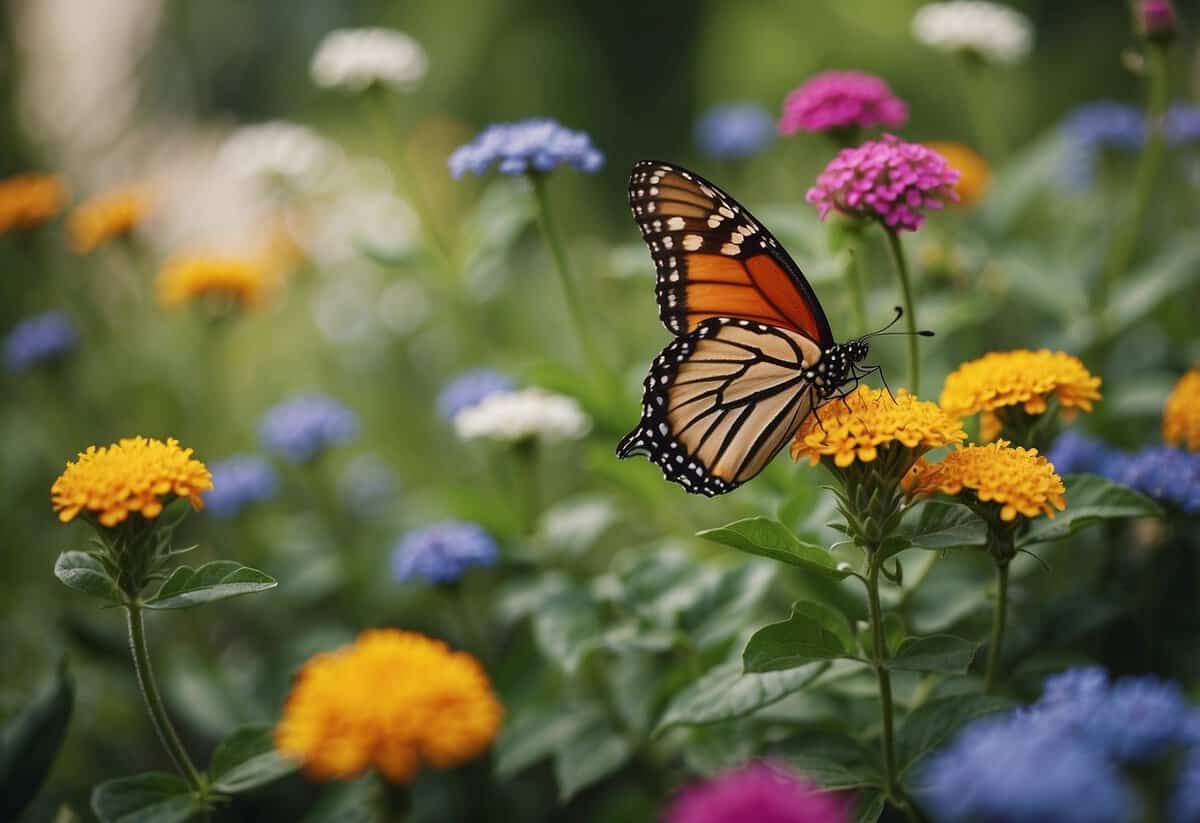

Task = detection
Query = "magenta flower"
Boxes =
[664,762,848,823]
[806,134,960,232]
[779,71,908,136]
[1139,0,1177,40]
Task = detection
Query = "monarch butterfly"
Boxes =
[617,161,883,496]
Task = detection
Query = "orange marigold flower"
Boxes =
[904,440,1066,522]
[0,173,66,234]
[156,253,274,309]
[940,349,1102,421]
[275,629,503,783]
[792,385,966,469]
[68,185,149,253]
[926,141,991,208]
[1163,367,1200,451]
[51,436,212,527]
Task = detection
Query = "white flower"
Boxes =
[305,188,417,265]
[540,497,617,555]
[217,121,341,190]
[310,28,428,93]
[454,388,591,444]
[912,1,1034,64]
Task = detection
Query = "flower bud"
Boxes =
[1140,0,1177,44]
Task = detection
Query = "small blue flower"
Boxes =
[1046,431,1124,477]
[694,103,775,159]
[1039,665,1110,704]
[1084,676,1195,762]
[1061,101,1144,188]
[448,118,604,178]
[259,394,359,462]
[1171,748,1200,823]
[437,369,515,420]
[339,454,397,518]
[206,455,279,518]
[4,310,77,373]
[1108,446,1200,514]
[920,713,1136,823]
[391,521,498,584]
[1166,103,1200,147]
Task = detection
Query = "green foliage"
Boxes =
[743,600,862,673]
[0,660,74,820]
[208,725,298,794]
[91,773,200,823]
[54,551,119,603]
[1020,474,1162,547]
[697,517,852,578]
[655,660,827,733]
[144,561,277,609]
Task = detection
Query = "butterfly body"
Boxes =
[618,161,869,496]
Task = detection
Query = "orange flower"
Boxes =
[940,350,1102,423]
[1163,368,1200,451]
[156,254,274,309]
[0,173,66,234]
[68,185,149,253]
[926,141,991,207]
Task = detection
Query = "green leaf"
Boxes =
[769,729,882,789]
[495,703,606,780]
[144,561,276,610]
[656,660,826,733]
[531,586,602,675]
[680,562,776,649]
[898,503,988,551]
[1020,474,1161,547]
[91,772,199,823]
[553,715,633,802]
[697,517,850,578]
[54,551,118,602]
[897,695,1013,778]
[0,660,74,820]
[298,775,375,823]
[854,790,887,823]
[743,601,860,673]
[209,725,297,794]
[888,635,977,674]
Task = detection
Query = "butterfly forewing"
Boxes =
[628,161,834,347]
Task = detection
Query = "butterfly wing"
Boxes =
[628,161,835,347]
[617,317,824,496]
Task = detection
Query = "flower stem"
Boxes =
[1096,42,1170,328]
[125,604,205,793]
[881,229,920,394]
[865,554,903,814]
[959,58,1007,165]
[843,232,869,337]
[529,172,606,374]
[984,560,1010,694]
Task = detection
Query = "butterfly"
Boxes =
[616,161,876,496]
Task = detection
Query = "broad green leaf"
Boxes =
[553,715,633,802]
[897,695,1013,778]
[680,562,776,649]
[144,561,276,609]
[769,729,882,789]
[0,660,74,820]
[855,790,887,823]
[898,503,988,552]
[495,703,605,780]
[531,586,602,675]
[743,601,861,674]
[888,635,977,675]
[697,518,850,578]
[1020,474,1161,547]
[298,775,375,823]
[209,725,297,794]
[91,772,198,823]
[655,660,826,733]
[54,551,118,602]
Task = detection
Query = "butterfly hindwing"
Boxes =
[617,317,823,496]
[628,161,834,347]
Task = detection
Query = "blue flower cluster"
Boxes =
[1166,103,1200,147]
[259,393,359,462]
[391,520,498,584]
[436,369,514,420]
[338,454,398,518]
[448,118,603,178]
[1047,432,1200,514]
[1061,101,1145,188]
[921,667,1200,823]
[4,310,78,373]
[694,103,775,159]
[206,455,279,518]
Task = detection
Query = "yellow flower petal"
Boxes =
[1164,367,1200,451]
[0,173,66,234]
[940,349,1102,422]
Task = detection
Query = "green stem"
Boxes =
[1096,42,1170,327]
[844,233,869,337]
[959,58,1007,164]
[515,439,541,536]
[882,229,920,395]
[528,172,606,372]
[125,604,205,793]
[865,554,905,815]
[984,561,1010,694]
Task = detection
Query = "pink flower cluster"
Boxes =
[806,134,960,232]
[779,71,908,136]
[664,762,848,823]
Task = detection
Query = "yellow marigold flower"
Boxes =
[926,141,991,208]
[0,173,66,234]
[940,349,1102,421]
[156,253,274,309]
[51,436,212,527]
[68,185,149,253]
[904,440,1066,522]
[275,629,502,783]
[1164,368,1200,451]
[792,385,966,468]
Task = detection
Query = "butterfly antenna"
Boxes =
[867,306,935,338]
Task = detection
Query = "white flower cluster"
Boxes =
[217,120,341,190]
[912,1,1034,65]
[310,28,429,93]
[454,388,591,444]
